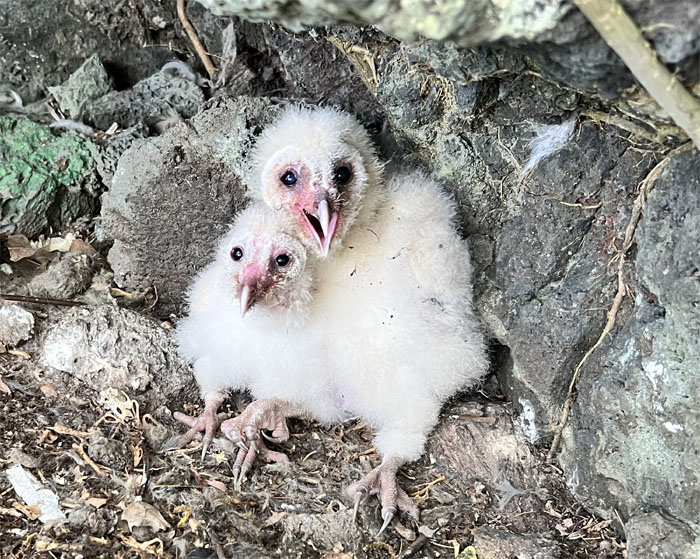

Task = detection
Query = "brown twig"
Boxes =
[546,142,694,462]
[176,0,217,78]
[573,0,700,149]
[72,443,106,477]
[0,293,85,307]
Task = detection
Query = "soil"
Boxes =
[0,346,624,558]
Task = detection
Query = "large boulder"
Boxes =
[0,116,101,237]
[101,96,276,316]
[196,0,700,96]
[559,151,700,534]
[35,304,196,408]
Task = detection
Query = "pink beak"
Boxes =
[301,194,339,257]
[239,264,264,317]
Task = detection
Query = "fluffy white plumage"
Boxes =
[174,106,488,529]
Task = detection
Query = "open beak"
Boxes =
[302,197,339,257]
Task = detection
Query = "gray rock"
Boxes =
[626,512,700,559]
[637,151,700,335]
[87,436,130,471]
[0,115,101,238]
[26,254,96,300]
[0,0,187,103]
[558,151,700,529]
[101,96,276,316]
[428,402,542,513]
[282,510,360,551]
[472,525,561,559]
[36,305,196,408]
[48,54,113,119]
[198,0,569,45]
[377,41,658,430]
[0,302,35,347]
[84,71,205,131]
[197,0,700,96]
[236,22,383,122]
[68,505,117,538]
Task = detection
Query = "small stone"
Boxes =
[0,303,35,347]
[87,436,129,471]
[472,526,560,559]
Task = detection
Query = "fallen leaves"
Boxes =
[121,500,171,532]
[5,232,97,262]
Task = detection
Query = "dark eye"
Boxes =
[231,247,243,261]
[275,253,290,267]
[280,170,297,187]
[333,165,352,186]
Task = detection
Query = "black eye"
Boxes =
[275,253,290,267]
[333,165,352,186]
[231,247,243,261]
[280,170,297,187]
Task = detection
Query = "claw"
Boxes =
[237,441,249,452]
[201,435,213,460]
[232,465,241,486]
[238,440,259,485]
[377,506,396,536]
[352,487,366,523]
[261,430,284,444]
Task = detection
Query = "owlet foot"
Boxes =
[163,396,228,459]
[220,398,292,488]
[347,461,419,536]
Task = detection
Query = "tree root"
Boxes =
[573,0,700,149]
[546,141,694,462]
[177,0,217,79]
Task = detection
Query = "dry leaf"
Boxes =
[14,502,42,520]
[85,497,108,508]
[205,479,227,492]
[173,504,192,528]
[0,376,11,394]
[47,233,75,252]
[40,385,58,398]
[121,501,170,533]
[68,238,97,256]
[6,235,41,262]
[263,511,286,527]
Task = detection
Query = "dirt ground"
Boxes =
[0,317,624,558]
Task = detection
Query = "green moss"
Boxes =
[0,115,98,237]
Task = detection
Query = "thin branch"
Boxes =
[176,0,217,79]
[546,142,694,462]
[573,0,700,149]
[0,293,86,307]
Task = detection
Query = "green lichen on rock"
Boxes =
[0,115,99,237]
[48,54,113,119]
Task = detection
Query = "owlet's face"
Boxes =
[251,107,380,258]
[220,211,311,317]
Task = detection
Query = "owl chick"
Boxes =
[167,205,320,464]
[245,106,488,533]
